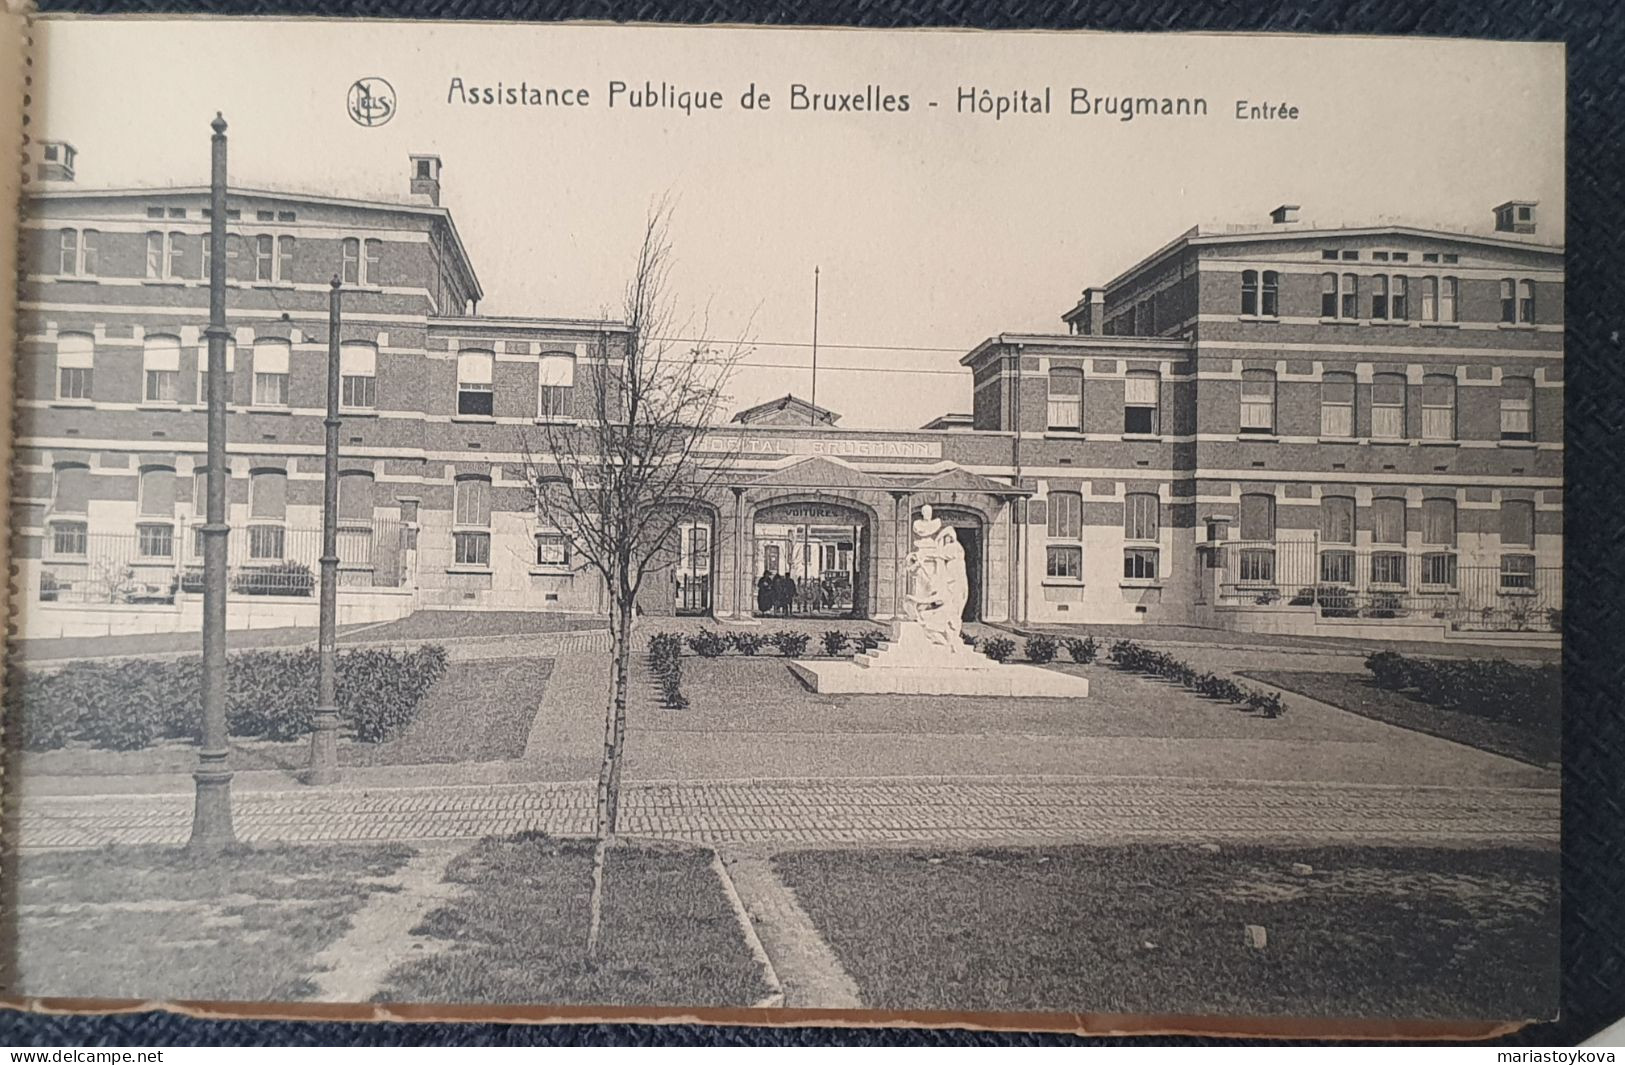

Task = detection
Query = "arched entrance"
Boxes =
[929,505,986,623]
[751,499,871,619]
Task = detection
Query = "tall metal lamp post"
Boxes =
[189,112,236,851]
[305,277,344,785]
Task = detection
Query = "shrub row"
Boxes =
[974,632,1098,665]
[648,632,688,710]
[12,644,449,751]
[1108,640,1286,718]
[1364,650,1559,724]
[672,628,887,659]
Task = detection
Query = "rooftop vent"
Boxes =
[410,154,442,207]
[1494,200,1537,234]
[37,141,76,182]
[1269,204,1300,225]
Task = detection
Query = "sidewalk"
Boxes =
[11,774,1559,851]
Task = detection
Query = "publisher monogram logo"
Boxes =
[348,77,396,127]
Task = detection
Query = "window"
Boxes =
[1500,279,1521,323]
[138,465,175,518]
[80,229,99,276]
[197,339,236,407]
[1320,549,1355,584]
[1371,373,1407,440]
[201,233,212,281]
[1240,270,1259,316]
[1371,551,1406,586]
[252,339,291,407]
[1320,273,1338,317]
[341,238,361,284]
[1420,277,1437,321]
[1320,372,1354,437]
[1123,548,1158,581]
[191,467,214,519]
[52,462,90,515]
[1321,249,1339,261]
[457,350,495,417]
[166,231,185,278]
[536,532,571,567]
[143,335,181,404]
[1500,554,1536,590]
[1443,253,1458,264]
[1422,552,1457,588]
[277,236,295,282]
[248,525,285,561]
[1046,368,1082,432]
[58,228,77,275]
[1371,275,1389,320]
[1123,370,1158,433]
[1371,497,1406,545]
[1341,250,1359,261]
[538,352,576,419]
[364,239,382,284]
[1439,277,1458,322]
[1422,498,1456,547]
[1422,374,1456,441]
[1261,271,1279,317]
[453,477,492,567]
[1373,251,1389,262]
[137,523,175,559]
[1239,370,1275,433]
[1423,253,1439,263]
[1500,376,1534,441]
[340,341,377,409]
[250,469,287,521]
[1124,493,1159,541]
[1519,280,1535,324]
[1321,496,1355,545]
[1046,545,1082,580]
[56,333,94,401]
[50,521,87,557]
[1391,276,1408,320]
[1047,491,1082,539]
[1240,493,1275,542]
[255,235,275,281]
[337,473,375,568]
[1341,273,1358,318]
[146,231,164,278]
[1501,499,1535,547]
[1238,548,1275,584]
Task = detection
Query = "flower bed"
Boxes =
[1363,650,1559,725]
[11,644,448,751]
[1108,640,1286,717]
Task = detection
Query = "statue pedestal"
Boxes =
[787,621,1090,698]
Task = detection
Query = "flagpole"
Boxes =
[810,266,820,425]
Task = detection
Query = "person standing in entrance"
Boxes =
[757,569,774,616]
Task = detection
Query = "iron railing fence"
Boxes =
[38,520,410,605]
[1215,537,1561,632]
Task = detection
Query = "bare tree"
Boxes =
[517,200,749,957]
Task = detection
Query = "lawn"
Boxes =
[375,834,771,1007]
[14,843,416,1001]
[776,843,1559,1020]
[21,657,553,776]
[1241,669,1560,768]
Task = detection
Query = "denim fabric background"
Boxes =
[4,0,1622,1047]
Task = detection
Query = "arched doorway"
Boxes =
[751,499,871,619]
[929,505,986,623]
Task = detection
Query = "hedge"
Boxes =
[1364,650,1559,724]
[12,644,448,751]
[1109,639,1285,717]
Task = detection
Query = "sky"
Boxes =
[32,21,1564,429]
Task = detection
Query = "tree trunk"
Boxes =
[586,595,635,960]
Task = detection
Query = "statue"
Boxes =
[900,505,969,653]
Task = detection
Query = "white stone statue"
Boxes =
[900,505,969,654]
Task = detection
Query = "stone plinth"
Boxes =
[787,622,1089,698]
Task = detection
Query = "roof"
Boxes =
[25,183,483,303]
[960,333,1192,367]
[731,393,841,426]
[920,413,974,430]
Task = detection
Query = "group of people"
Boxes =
[755,570,842,617]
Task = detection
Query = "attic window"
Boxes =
[1341,250,1359,261]
[1423,253,1440,263]
[147,207,165,219]
[1321,250,1338,260]
[1373,251,1389,262]
[417,159,432,178]
[277,210,296,223]
[167,207,186,219]
[43,144,58,161]
[1443,253,1459,264]
[1392,252,1409,262]
[256,210,275,222]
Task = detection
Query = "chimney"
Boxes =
[1269,203,1300,225]
[1083,287,1107,336]
[1494,200,1537,234]
[409,154,442,206]
[36,141,76,182]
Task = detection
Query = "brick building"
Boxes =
[13,147,1561,644]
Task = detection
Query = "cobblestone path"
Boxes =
[14,775,1558,850]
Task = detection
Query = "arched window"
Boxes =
[58,228,78,276]
[52,462,90,515]
[252,338,291,407]
[255,235,275,281]
[56,333,94,401]
[1239,369,1275,433]
[276,235,295,282]
[364,239,382,284]
[340,341,377,410]
[146,231,164,279]
[142,335,182,404]
[1422,374,1456,441]
[1421,277,1438,321]
[166,231,186,278]
[1440,276,1458,322]
[1320,372,1355,438]
[1046,367,1083,432]
[537,352,576,419]
[1371,373,1407,440]
[1240,270,1259,316]
[452,476,492,567]
[197,338,236,407]
[457,350,495,417]
[1261,270,1280,317]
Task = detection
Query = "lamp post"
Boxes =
[188,112,236,851]
[305,277,343,785]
